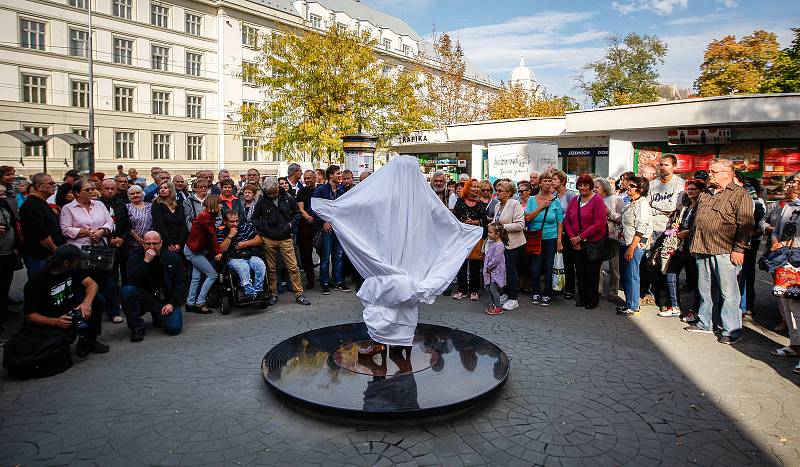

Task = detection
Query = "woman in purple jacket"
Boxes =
[564,173,608,309]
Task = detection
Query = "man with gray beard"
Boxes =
[430,171,448,205]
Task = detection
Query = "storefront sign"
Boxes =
[557,148,609,158]
[488,141,558,181]
[395,130,447,145]
[667,128,731,145]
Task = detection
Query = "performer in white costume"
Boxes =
[312,156,482,354]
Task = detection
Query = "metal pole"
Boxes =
[42,143,47,173]
[87,1,95,174]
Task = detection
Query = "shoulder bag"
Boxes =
[578,197,617,263]
[80,243,115,273]
[524,199,551,255]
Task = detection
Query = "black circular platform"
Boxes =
[261,322,509,418]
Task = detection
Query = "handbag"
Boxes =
[79,244,115,273]
[468,239,485,261]
[524,201,550,255]
[774,264,800,299]
[578,199,616,263]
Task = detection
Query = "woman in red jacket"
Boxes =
[183,195,222,313]
[564,174,607,309]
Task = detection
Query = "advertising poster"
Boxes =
[763,142,800,200]
[719,141,761,172]
[488,141,558,182]
[345,151,373,178]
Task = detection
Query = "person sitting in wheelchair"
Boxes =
[216,210,266,301]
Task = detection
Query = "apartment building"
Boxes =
[0,0,496,179]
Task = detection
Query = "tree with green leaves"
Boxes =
[487,84,579,120]
[577,33,668,107]
[762,27,800,93]
[237,25,432,164]
[695,30,779,96]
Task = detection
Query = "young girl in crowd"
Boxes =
[483,222,508,316]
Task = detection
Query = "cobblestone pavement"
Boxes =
[1,270,799,466]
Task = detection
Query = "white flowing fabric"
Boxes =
[312,156,483,346]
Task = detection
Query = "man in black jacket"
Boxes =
[252,178,310,306]
[19,173,64,278]
[99,178,130,303]
[120,231,186,342]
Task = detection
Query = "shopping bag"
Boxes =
[552,252,565,292]
[774,264,800,299]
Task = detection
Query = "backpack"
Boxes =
[2,329,73,380]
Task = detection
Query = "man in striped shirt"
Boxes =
[686,159,754,344]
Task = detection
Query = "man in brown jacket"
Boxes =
[686,159,754,344]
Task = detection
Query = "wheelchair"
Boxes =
[215,250,271,314]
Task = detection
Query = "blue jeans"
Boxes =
[621,245,644,310]
[228,257,266,296]
[184,246,218,306]
[23,255,47,279]
[530,238,557,297]
[120,285,182,335]
[696,254,742,337]
[318,231,343,287]
[485,283,503,307]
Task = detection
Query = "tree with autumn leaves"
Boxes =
[762,28,800,93]
[695,30,780,96]
[487,84,579,120]
[237,25,432,164]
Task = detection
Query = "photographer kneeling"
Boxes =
[3,245,108,379]
[121,231,185,342]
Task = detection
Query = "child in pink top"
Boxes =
[484,223,508,315]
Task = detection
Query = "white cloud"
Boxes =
[612,0,689,16]
[666,13,733,25]
[717,0,738,7]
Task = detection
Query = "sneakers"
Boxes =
[658,307,681,318]
[130,328,145,343]
[681,312,698,323]
[540,296,551,307]
[470,292,479,301]
[111,315,124,324]
[530,294,541,305]
[485,306,503,315]
[321,285,331,295]
[718,335,742,345]
[296,295,311,306]
[452,292,467,300]
[684,324,713,333]
[617,308,640,316]
[499,294,508,303]
[335,283,351,292]
[502,299,519,311]
[77,337,110,357]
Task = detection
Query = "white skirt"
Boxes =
[362,304,418,347]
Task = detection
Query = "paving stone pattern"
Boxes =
[1,280,799,466]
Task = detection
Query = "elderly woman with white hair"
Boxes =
[594,177,624,302]
[125,184,153,251]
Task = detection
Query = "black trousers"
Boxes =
[0,253,16,332]
[561,240,576,295]
[457,259,481,294]
[574,249,601,305]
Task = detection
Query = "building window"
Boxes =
[152,90,170,115]
[336,22,347,31]
[71,80,89,108]
[72,127,89,140]
[68,0,87,8]
[22,74,47,104]
[23,125,48,157]
[151,45,169,71]
[310,14,321,29]
[115,131,134,158]
[382,38,391,51]
[114,86,134,112]
[185,12,201,36]
[187,135,203,160]
[20,19,46,51]
[113,0,132,19]
[403,45,410,56]
[69,29,89,58]
[185,51,202,77]
[186,95,202,118]
[113,37,133,65]
[242,24,258,47]
[242,62,257,86]
[243,138,258,162]
[152,133,171,159]
[151,4,169,28]
[270,151,282,162]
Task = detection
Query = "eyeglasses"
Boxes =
[143,241,161,246]
[628,184,639,189]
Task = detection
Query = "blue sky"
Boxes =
[362,0,799,104]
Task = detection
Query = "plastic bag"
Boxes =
[553,252,565,292]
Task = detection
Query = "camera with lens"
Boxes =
[66,308,90,333]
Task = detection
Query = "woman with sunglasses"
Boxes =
[617,176,652,316]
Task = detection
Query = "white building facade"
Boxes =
[0,0,496,179]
